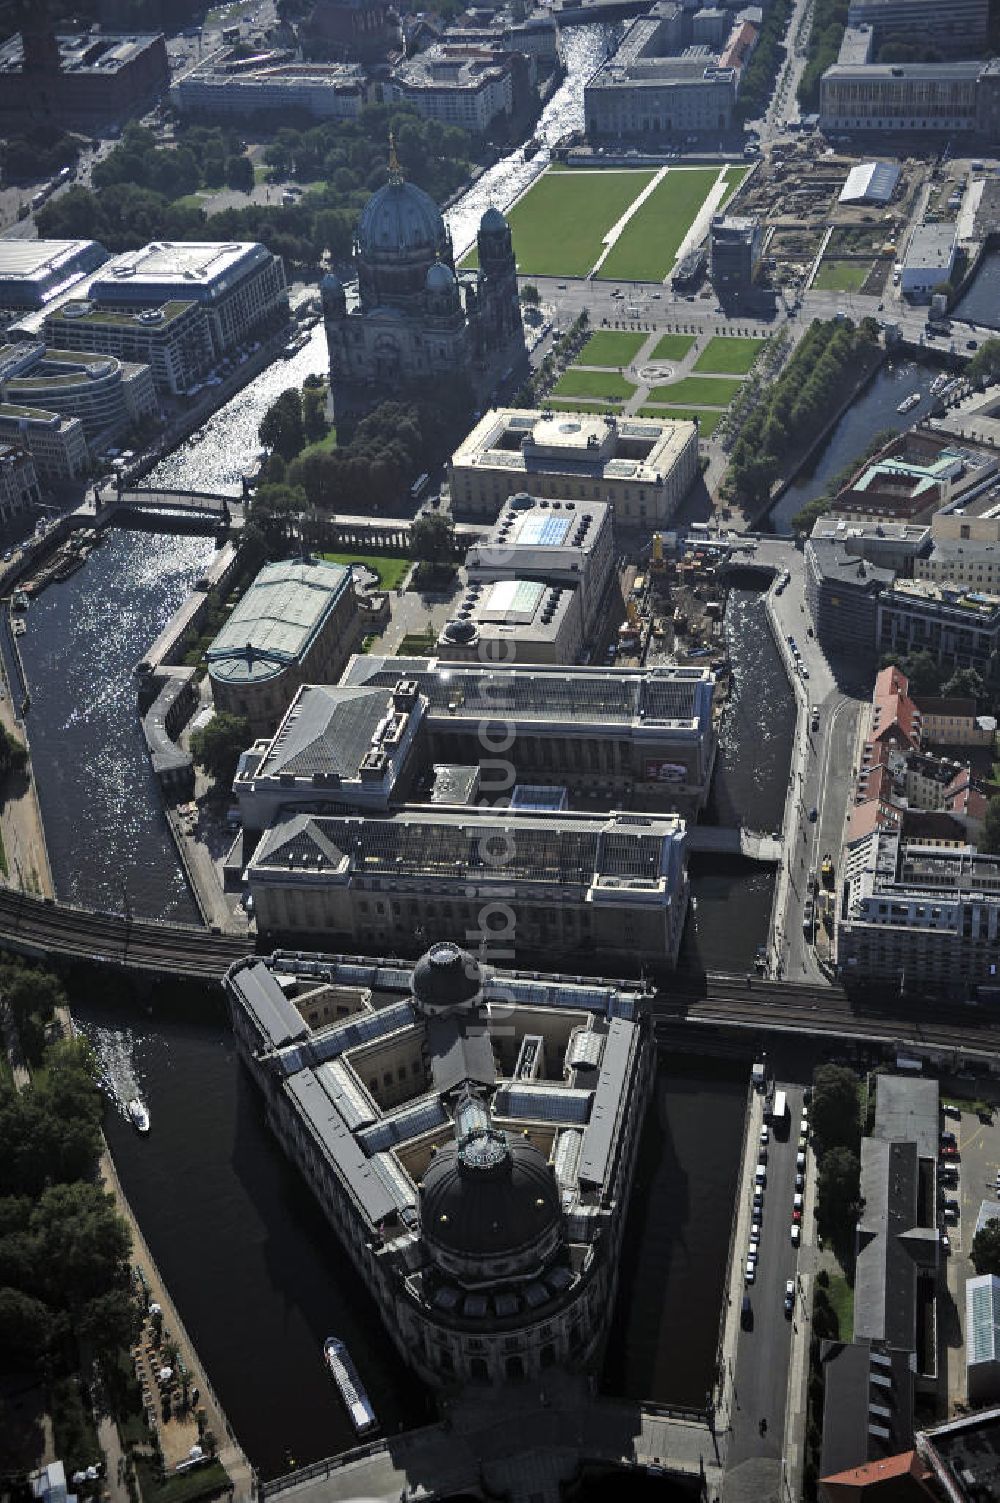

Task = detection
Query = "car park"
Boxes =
[783,1279,795,1315]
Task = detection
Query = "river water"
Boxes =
[766,358,938,534]
[955,247,1000,331]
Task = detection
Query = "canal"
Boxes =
[765,357,940,535]
[955,247,1000,331]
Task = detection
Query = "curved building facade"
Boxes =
[227,941,653,1387]
[323,142,525,419]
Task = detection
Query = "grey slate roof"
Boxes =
[230,960,309,1051]
[427,1012,497,1094]
[260,685,393,779]
[579,1016,634,1187]
[854,1138,937,1352]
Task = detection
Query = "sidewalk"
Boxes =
[781,1126,820,1503]
[716,1084,762,1438]
[100,1148,255,1503]
[0,681,54,897]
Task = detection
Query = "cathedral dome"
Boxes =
[426,259,457,293]
[420,1133,562,1261]
[358,179,447,260]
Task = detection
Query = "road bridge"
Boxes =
[686,826,782,861]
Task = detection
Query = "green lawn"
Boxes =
[719,165,750,208]
[638,405,723,436]
[463,169,655,277]
[827,1272,854,1341]
[693,336,765,375]
[321,552,410,590]
[171,191,214,213]
[597,168,720,283]
[577,330,647,368]
[552,368,636,402]
[298,426,337,460]
[646,375,742,406]
[649,332,695,362]
[812,259,872,292]
[547,399,623,415]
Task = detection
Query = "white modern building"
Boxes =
[967,1276,1000,1404]
[227,943,653,1387]
[172,50,366,120]
[0,239,108,315]
[0,342,156,444]
[44,298,214,396]
[87,241,289,362]
[385,45,515,130]
[901,224,957,303]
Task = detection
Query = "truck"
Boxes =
[770,1090,788,1129]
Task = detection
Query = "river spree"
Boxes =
[767,358,938,534]
[19,528,215,920]
[955,247,1000,331]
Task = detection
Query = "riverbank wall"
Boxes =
[747,347,886,533]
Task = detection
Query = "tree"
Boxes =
[816,1146,861,1246]
[410,513,456,565]
[259,388,305,462]
[302,384,330,444]
[968,339,1000,387]
[982,796,1000,855]
[0,1287,54,1363]
[941,667,985,706]
[189,713,252,789]
[76,1288,141,1359]
[520,284,540,305]
[972,1219,1000,1276]
[225,154,255,194]
[811,1064,860,1151]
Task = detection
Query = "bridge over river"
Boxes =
[3,889,1000,1064]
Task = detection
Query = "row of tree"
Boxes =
[811,1063,862,1272]
[0,970,139,1375]
[736,0,795,122]
[728,317,880,505]
[796,0,848,112]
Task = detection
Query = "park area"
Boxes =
[811,259,872,292]
[463,165,748,282]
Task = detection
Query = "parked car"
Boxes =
[760,1125,769,1145]
[795,1172,804,1192]
[741,1293,753,1328]
[755,1166,766,1187]
[784,1279,795,1315]
[940,1131,957,1147]
[796,1151,806,1171]
[758,1146,768,1165]
[745,1260,756,1284]
[790,1224,800,1247]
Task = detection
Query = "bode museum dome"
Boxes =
[322,138,527,421]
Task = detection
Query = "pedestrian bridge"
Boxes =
[686,826,783,862]
[105,489,244,529]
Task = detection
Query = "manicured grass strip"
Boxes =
[693,336,765,376]
[322,552,410,590]
[463,169,655,276]
[639,406,723,436]
[812,259,871,292]
[552,368,636,401]
[597,168,720,283]
[650,332,695,361]
[577,330,647,367]
[646,375,742,406]
[547,399,622,415]
[719,165,750,208]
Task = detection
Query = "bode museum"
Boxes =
[227,941,651,1386]
[322,140,527,418]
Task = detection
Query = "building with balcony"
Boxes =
[245,806,690,970]
[837,828,1000,992]
[464,493,615,640]
[172,51,366,121]
[819,60,982,136]
[876,579,1000,673]
[87,241,289,363]
[0,343,156,446]
[449,410,699,526]
[44,299,214,396]
[226,942,652,1387]
[206,557,360,733]
[234,658,717,833]
[385,45,517,131]
[0,443,41,520]
[0,405,88,483]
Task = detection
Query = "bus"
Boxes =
[409,472,430,503]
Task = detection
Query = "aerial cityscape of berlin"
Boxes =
[3,1,1000,1501]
